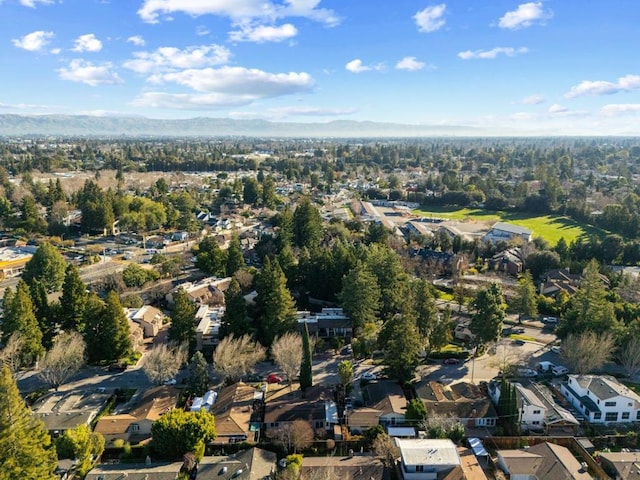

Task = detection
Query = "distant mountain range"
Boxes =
[0,114,488,138]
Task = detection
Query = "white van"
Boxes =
[552,365,569,376]
[536,361,555,373]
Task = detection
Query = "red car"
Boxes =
[267,374,283,384]
[443,358,460,365]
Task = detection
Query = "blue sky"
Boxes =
[1,0,640,134]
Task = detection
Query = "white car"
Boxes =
[551,346,561,354]
[517,368,538,378]
[162,378,177,385]
[552,365,569,376]
[361,372,377,381]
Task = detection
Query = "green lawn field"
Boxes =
[412,206,601,246]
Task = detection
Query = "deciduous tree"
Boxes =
[271,332,303,390]
[561,331,616,375]
[212,334,266,383]
[300,323,313,391]
[267,419,314,454]
[143,343,188,385]
[55,425,104,478]
[619,337,640,379]
[195,236,227,276]
[337,360,353,395]
[38,331,86,391]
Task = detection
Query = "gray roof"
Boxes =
[572,375,640,404]
[490,222,532,236]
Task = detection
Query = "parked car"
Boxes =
[517,368,538,378]
[163,378,177,385]
[267,374,283,384]
[513,339,526,346]
[245,373,264,382]
[551,345,561,354]
[345,397,353,409]
[361,371,377,380]
[443,358,460,365]
[542,316,559,324]
[512,327,525,334]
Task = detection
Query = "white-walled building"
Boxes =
[395,438,461,480]
[561,375,640,424]
[483,222,533,243]
[195,305,225,351]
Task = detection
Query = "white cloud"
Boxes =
[132,92,266,109]
[57,59,122,86]
[12,30,54,52]
[395,56,425,71]
[72,33,103,52]
[520,94,545,105]
[229,23,297,43]
[19,0,53,7]
[127,35,146,47]
[601,104,640,116]
[137,0,340,26]
[123,44,231,74]
[565,74,640,98]
[458,47,528,60]
[414,4,446,33]
[498,2,552,29]
[50,48,61,55]
[548,103,568,113]
[345,59,384,73]
[156,66,314,95]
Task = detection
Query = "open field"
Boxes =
[413,206,602,246]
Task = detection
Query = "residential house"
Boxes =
[300,455,386,480]
[128,319,144,351]
[488,248,524,276]
[264,386,337,433]
[363,380,408,427]
[496,442,591,480]
[483,222,533,243]
[598,451,640,479]
[297,308,353,343]
[395,438,462,480]
[489,381,545,433]
[33,390,112,437]
[539,268,581,297]
[189,390,218,412]
[171,231,189,242]
[405,220,435,238]
[527,382,580,435]
[195,305,225,351]
[167,276,232,306]
[86,448,277,480]
[561,374,640,424]
[209,382,263,444]
[0,245,36,279]
[415,381,498,431]
[125,305,165,338]
[437,224,473,243]
[94,386,179,447]
[347,407,383,434]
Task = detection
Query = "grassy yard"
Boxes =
[412,206,602,246]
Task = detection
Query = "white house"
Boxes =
[561,375,640,424]
[489,381,545,432]
[483,222,533,243]
[195,305,225,351]
[395,438,461,480]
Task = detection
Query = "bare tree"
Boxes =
[561,331,616,375]
[38,331,86,390]
[267,419,314,453]
[487,341,528,376]
[372,433,400,468]
[212,334,266,383]
[271,332,303,390]
[619,337,640,379]
[0,332,25,377]
[142,342,188,385]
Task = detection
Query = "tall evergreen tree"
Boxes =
[293,197,323,249]
[300,323,313,390]
[59,264,88,332]
[277,207,294,250]
[339,264,380,332]
[513,271,538,321]
[221,278,252,338]
[22,242,66,292]
[195,236,227,276]
[382,315,422,385]
[255,257,297,347]
[1,280,43,365]
[225,234,245,276]
[470,282,506,345]
[187,351,210,397]
[364,244,408,319]
[104,291,131,360]
[0,366,58,479]
[29,279,54,348]
[169,288,198,355]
